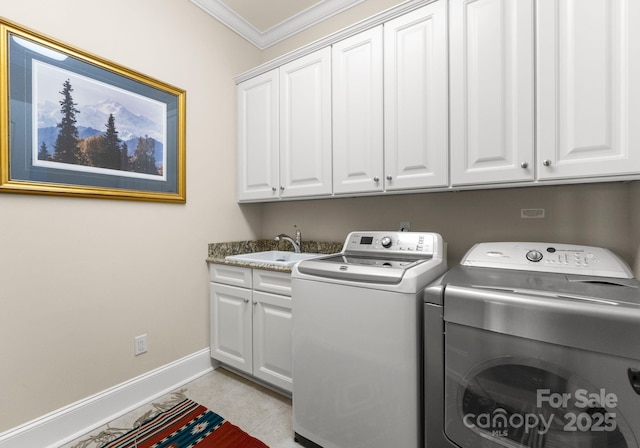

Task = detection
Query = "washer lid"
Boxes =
[319,254,426,268]
[461,242,634,279]
[296,255,426,284]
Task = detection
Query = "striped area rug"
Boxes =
[101,398,268,448]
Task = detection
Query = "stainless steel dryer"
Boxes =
[424,242,640,448]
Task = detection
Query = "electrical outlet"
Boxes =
[134,334,147,356]
[399,221,411,231]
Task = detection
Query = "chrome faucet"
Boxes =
[275,224,301,253]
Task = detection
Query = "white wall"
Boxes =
[0,0,262,432]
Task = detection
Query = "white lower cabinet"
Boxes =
[252,290,293,390]
[210,282,253,373]
[209,264,293,392]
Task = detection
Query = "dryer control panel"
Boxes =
[461,242,634,279]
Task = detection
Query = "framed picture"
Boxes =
[0,18,186,202]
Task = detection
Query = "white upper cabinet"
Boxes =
[450,0,535,186]
[537,0,640,180]
[279,48,333,198]
[332,26,384,195]
[384,1,449,190]
[236,0,640,202]
[237,70,279,201]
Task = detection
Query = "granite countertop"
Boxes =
[207,239,343,272]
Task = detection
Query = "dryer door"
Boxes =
[444,322,639,448]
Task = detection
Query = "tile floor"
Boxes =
[62,367,302,448]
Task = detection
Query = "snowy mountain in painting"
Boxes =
[37,99,163,142]
[37,100,61,129]
[82,99,162,141]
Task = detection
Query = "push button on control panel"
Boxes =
[526,250,544,262]
[542,248,599,267]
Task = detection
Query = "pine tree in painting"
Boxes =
[120,142,129,171]
[53,79,82,164]
[101,113,124,169]
[38,141,51,161]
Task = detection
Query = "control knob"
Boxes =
[526,250,543,262]
[381,236,393,248]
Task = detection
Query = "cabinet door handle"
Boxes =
[243,298,249,303]
[253,300,258,306]
[386,175,393,181]
[280,186,285,191]
[520,162,529,169]
[543,160,552,167]
[271,187,277,192]
[373,177,380,182]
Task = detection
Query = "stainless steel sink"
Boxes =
[225,250,324,267]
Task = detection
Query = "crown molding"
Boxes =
[234,0,432,84]
[190,0,365,49]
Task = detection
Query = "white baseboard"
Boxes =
[0,348,217,448]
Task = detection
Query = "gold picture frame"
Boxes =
[0,18,186,202]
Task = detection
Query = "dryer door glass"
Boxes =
[444,323,638,448]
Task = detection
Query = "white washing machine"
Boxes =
[424,242,640,448]
[291,231,447,448]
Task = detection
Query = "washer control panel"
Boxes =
[344,231,443,257]
[462,242,633,279]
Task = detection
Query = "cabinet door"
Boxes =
[210,283,252,374]
[450,0,534,186]
[280,48,333,198]
[332,26,384,194]
[237,70,280,201]
[384,1,449,191]
[252,290,293,392]
[537,0,640,180]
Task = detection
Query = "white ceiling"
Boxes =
[222,0,321,32]
[190,0,365,49]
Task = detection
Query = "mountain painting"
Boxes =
[33,59,167,181]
